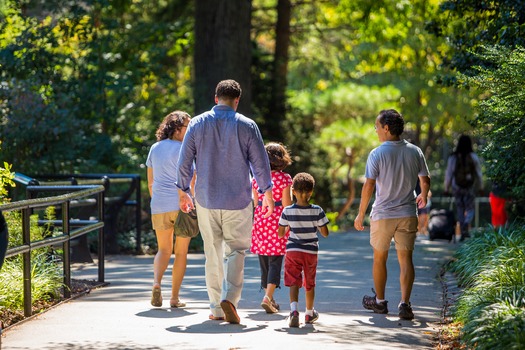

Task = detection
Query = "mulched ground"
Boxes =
[432,267,465,349]
[1,279,106,329]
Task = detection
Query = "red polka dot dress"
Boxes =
[251,171,292,256]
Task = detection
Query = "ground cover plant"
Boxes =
[447,226,525,349]
[0,208,64,327]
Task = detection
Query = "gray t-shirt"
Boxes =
[365,140,429,220]
[146,139,182,214]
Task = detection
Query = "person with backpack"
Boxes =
[444,135,483,241]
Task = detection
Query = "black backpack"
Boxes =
[454,153,475,188]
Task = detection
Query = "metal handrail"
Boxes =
[0,185,105,317]
[14,173,142,254]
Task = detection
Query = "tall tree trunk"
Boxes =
[194,1,253,115]
[266,0,291,141]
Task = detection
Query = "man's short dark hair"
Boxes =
[378,109,404,136]
[215,79,242,100]
[292,172,315,193]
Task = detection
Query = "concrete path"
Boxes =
[2,229,457,350]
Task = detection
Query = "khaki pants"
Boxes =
[196,201,253,318]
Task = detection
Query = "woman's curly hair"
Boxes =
[155,111,190,141]
[266,142,292,171]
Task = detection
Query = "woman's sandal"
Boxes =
[170,299,186,308]
[151,286,162,307]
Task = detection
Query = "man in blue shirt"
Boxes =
[354,109,430,321]
[176,79,274,324]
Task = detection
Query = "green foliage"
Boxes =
[279,0,475,208]
[460,46,525,203]
[0,0,194,175]
[0,141,16,202]
[447,226,525,349]
[434,0,525,75]
[325,212,339,232]
[1,155,63,314]
[0,252,63,310]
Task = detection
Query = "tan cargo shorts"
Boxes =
[370,216,418,251]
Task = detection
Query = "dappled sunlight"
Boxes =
[5,228,456,349]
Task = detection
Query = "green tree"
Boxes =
[278,0,474,209]
[461,46,525,203]
[0,0,194,175]
[432,0,525,75]
[432,0,525,214]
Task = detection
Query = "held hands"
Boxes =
[179,192,195,213]
[260,193,275,218]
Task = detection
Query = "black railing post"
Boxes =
[98,190,105,283]
[62,201,71,299]
[22,208,32,317]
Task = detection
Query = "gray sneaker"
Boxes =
[398,302,414,320]
[362,288,388,314]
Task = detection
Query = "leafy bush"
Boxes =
[461,46,525,213]
[448,226,525,349]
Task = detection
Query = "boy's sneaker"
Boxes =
[398,302,414,320]
[305,310,319,324]
[362,288,388,314]
[261,296,278,314]
[288,310,300,327]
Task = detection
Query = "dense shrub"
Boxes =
[448,226,525,349]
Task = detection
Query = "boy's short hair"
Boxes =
[215,79,242,100]
[292,172,315,193]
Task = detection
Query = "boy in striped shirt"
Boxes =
[278,172,329,327]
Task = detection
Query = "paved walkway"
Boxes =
[3,229,457,350]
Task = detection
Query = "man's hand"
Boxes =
[416,194,428,209]
[179,191,195,213]
[261,192,275,218]
[354,214,366,231]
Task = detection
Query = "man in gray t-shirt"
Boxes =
[354,109,430,321]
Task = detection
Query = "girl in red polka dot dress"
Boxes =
[251,142,293,314]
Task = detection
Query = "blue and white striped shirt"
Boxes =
[279,204,329,254]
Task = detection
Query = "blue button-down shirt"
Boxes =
[176,104,272,210]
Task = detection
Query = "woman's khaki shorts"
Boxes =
[151,210,179,231]
[370,216,418,251]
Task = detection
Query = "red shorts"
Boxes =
[284,251,318,291]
